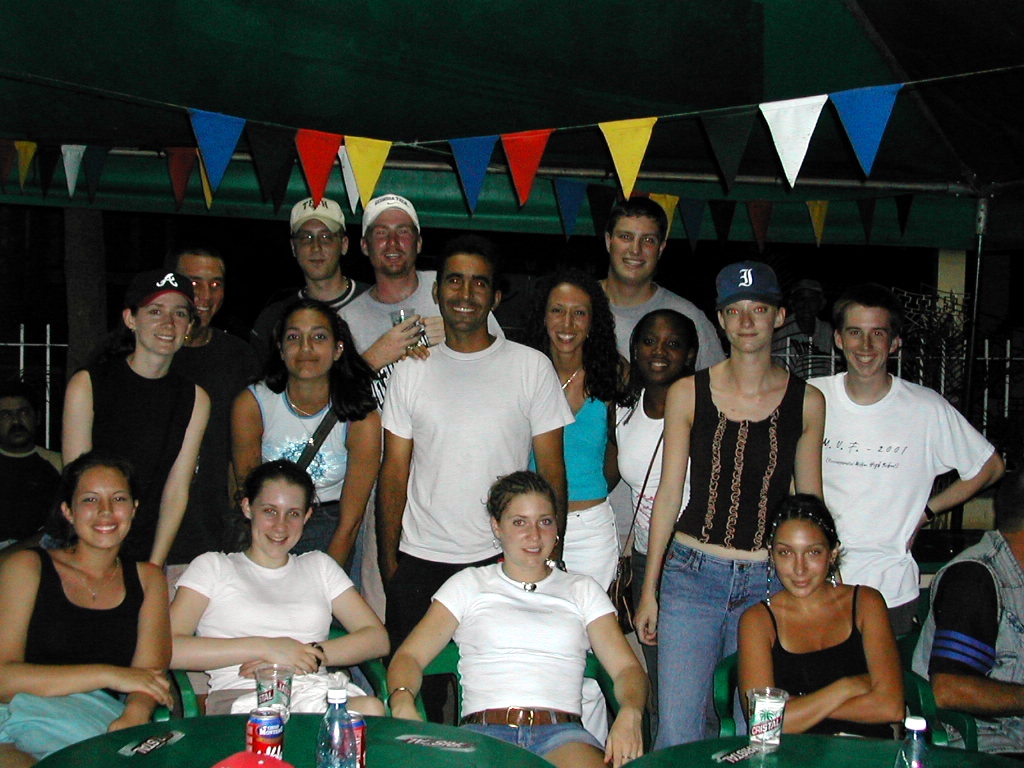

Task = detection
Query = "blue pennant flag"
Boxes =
[554,178,587,239]
[188,109,247,192]
[679,197,705,250]
[830,84,902,176]
[450,135,499,212]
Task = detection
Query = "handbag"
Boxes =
[608,430,664,635]
[224,406,339,551]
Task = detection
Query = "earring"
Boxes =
[828,562,838,587]
[765,561,775,606]
[491,537,501,550]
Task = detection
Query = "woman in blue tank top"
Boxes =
[738,495,903,737]
[0,453,173,763]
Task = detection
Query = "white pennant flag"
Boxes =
[337,145,360,213]
[61,144,87,198]
[759,94,827,187]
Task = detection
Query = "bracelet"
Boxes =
[924,505,936,523]
[308,642,325,656]
[387,687,415,706]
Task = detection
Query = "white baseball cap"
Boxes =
[361,193,420,236]
[290,197,345,233]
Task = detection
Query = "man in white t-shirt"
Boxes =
[379,234,573,718]
[599,196,724,369]
[339,194,503,618]
[809,284,1004,634]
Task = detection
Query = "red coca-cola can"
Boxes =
[350,712,367,768]
[246,707,285,758]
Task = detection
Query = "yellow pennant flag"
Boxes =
[345,136,392,207]
[15,141,37,189]
[806,200,829,247]
[598,117,657,198]
[198,151,214,210]
[648,193,679,238]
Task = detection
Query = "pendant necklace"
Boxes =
[65,558,121,603]
[560,367,582,391]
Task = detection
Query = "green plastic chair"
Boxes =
[713,652,739,737]
[897,628,979,750]
[409,641,638,738]
[171,626,389,718]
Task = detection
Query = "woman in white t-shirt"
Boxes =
[387,471,647,768]
[169,459,387,715]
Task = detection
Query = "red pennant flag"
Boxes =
[501,129,553,206]
[747,200,773,253]
[166,147,198,210]
[295,129,343,205]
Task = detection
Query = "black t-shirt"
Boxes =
[0,451,60,540]
[928,561,999,677]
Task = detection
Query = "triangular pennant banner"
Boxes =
[295,129,343,205]
[830,84,902,176]
[83,146,109,203]
[61,145,86,198]
[15,141,37,189]
[198,153,214,209]
[246,123,295,212]
[895,194,914,237]
[700,109,757,192]
[648,194,680,239]
[345,136,392,209]
[598,117,657,198]
[501,129,553,206]
[165,147,198,210]
[553,178,587,239]
[0,140,15,191]
[746,200,773,253]
[806,200,829,247]
[337,146,360,213]
[679,198,706,251]
[759,95,828,187]
[450,135,499,213]
[188,108,246,193]
[35,145,60,197]
[709,200,737,244]
[586,184,619,238]
[857,198,877,244]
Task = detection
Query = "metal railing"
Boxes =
[0,325,68,450]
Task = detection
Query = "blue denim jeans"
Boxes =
[655,538,773,748]
[461,721,602,756]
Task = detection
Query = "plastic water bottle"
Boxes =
[894,715,929,768]
[316,685,359,768]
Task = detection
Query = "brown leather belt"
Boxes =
[460,707,582,727]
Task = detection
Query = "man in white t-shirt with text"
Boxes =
[809,284,1004,635]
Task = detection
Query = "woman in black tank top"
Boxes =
[738,495,903,736]
[0,453,173,763]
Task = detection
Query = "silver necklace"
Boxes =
[64,558,121,603]
[560,367,582,391]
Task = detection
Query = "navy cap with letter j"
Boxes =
[715,260,783,310]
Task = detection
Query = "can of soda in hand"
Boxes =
[246,707,285,758]
[746,687,789,751]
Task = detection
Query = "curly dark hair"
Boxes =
[620,309,698,410]
[264,298,377,422]
[524,269,622,405]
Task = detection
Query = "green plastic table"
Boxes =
[629,735,1019,767]
[35,714,553,768]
